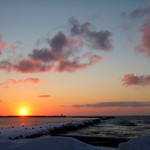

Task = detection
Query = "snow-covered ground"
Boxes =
[0,119,101,139]
[1,135,150,150]
[0,136,116,150]
[118,136,150,150]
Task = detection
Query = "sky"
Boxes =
[0,0,150,116]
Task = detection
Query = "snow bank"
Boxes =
[118,136,150,150]
[0,136,116,150]
[0,119,101,139]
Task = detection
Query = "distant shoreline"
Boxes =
[0,116,106,118]
[0,115,150,118]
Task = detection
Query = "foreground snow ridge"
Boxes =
[0,118,101,139]
[118,136,150,150]
[0,136,116,150]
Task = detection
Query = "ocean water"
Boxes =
[67,116,150,139]
[0,116,150,139]
[0,117,91,129]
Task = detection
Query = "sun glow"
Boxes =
[20,109,27,116]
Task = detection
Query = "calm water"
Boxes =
[67,116,150,139]
[0,116,150,139]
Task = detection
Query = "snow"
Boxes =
[118,136,150,150]
[0,136,116,150]
[0,119,100,139]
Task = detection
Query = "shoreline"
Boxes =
[0,118,150,150]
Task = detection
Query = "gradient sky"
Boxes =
[0,0,150,116]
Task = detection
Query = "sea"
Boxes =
[0,116,150,139]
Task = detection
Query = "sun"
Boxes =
[20,109,27,116]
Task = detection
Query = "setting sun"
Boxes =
[20,109,27,116]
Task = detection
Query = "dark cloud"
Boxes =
[29,48,55,62]
[72,101,150,108]
[0,17,112,73]
[129,6,150,18]
[69,16,113,51]
[122,74,150,86]
[39,95,50,98]
[49,32,67,52]
[13,59,52,73]
[86,30,112,51]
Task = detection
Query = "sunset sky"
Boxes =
[0,0,150,116]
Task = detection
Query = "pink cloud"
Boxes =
[55,53,102,72]
[122,74,150,86]
[0,78,40,88]
[8,40,22,50]
[66,37,83,46]
[134,21,150,57]
[0,40,7,54]
[13,59,52,73]
[39,95,50,98]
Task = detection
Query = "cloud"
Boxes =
[8,40,22,50]
[29,48,55,63]
[13,59,52,73]
[72,101,150,108]
[0,100,3,102]
[0,17,112,73]
[66,37,83,46]
[120,21,134,30]
[48,32,68,51]
[0,32,7,54]
[0,40,7,54]
[0,78,40,88]
[122,4,150,19]
[134,22,150,57]
[39,95,50,98]
[122,74,150,86]
[55,53,102,72]
[0,61,12,71]
[69,17,113,51]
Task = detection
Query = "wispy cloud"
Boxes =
[72,101,150,108]
[0,78,40,88]
[8,40,22,50]
[122,74,150,86]
[0,40,7,54]
[39,95,50,98]
[122,3,150,19]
